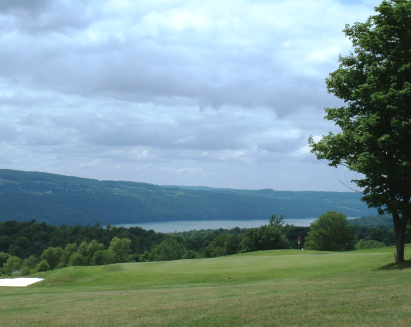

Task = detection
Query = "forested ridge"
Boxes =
[0,169,377,226]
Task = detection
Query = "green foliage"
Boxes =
[355,239,385,250]
[0,212,393,273]
[74,240,106,265]
[22,255,37,270]
[0,235,11,252]
[108,237,131,262]
[36,259,50,272]
[0,251,10,266]
[89,250,105,266]
[68,253,87,266]
[308,0,411,261]
[90,250,117,266]
[60,242,78,267]
[87,240,105,257]
[200,233,243,258]
[282,225,310,249]
[240,225,290,253]
[20,266,31,276]
[349,214,392,228]
[369,226,395,245]
[0,169,376,226]
[3,255,22,275]
[269,214,284,228]
[139,251,152,262]
[41,247,63,270]
[352,224,396,246]
[305,211,355,251]
[152,238,186,261]
[10,236,30,258]
[20,255,38,276]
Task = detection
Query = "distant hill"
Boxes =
[0,169,377,226]
[349,214,393,228]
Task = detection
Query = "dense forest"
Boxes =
[0,214,405,277]
[0,169,377,226]
[348,214,392,228]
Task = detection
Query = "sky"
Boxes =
[0,0,383,191]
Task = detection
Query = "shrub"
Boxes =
[0,252,10,267]
[305,211,355,251]
[41,247,63,270]
[240,225,290,253]
[355,239,385,250]
[153,238,186,261]
[36,259,50,272]
[108,237,131,262]
[90,250,117,265]
[68,253,87,266]
[3,256,22,275]
[139,251,152,262]
[21,266,32,276]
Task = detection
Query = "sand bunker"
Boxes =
[0,278,44,287]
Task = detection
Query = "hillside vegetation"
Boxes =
[1,247,410,326]
[2,213,404,278]
[349,214,392,228]
[0,169,377,226]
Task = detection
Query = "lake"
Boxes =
[113,218,317,233]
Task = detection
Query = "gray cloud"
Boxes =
[0,0,99,33]
[0,0,382,191]
[0,0,51,13]
[0,0,370,112]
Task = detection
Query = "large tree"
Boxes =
[309,0,411,263]
[305,211,355,252]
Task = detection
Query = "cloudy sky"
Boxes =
[0,0,382,191]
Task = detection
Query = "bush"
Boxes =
[355,239,385,250]
[3,256,22,275]
[0,252,10,267]
[21,266,32,276]
[305,211,355,251]
[240,225,290,253]
[21,255,38,276]
[139,251,152,262]
[152,238,186,261]
[68,253,87,266]
[22,255,38,270]
[108,237,131,262]
[90,250,117,265]
[201,234,242,258]
[36,260,50,272]
[41,247,63,270]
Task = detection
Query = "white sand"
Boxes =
[0,278,44,287]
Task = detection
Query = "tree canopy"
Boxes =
[305,211,355,251]
[309,0,411,263]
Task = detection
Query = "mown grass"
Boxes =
[1,245,411,326]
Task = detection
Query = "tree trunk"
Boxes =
[393,212,408,264]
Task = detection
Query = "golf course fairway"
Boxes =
[1,246,410,326]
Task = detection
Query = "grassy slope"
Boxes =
[1,246,411,326]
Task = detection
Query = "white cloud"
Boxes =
[0,0,382,190]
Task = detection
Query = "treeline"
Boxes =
[349,214,392,228]
[0,215,306,276]
[0,215,405,277]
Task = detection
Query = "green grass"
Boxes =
[1,246,411,326]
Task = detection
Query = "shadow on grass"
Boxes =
[377,259,411,270]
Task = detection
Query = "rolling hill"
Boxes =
[0,169,377,226]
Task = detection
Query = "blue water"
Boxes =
[113,218,318,233]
